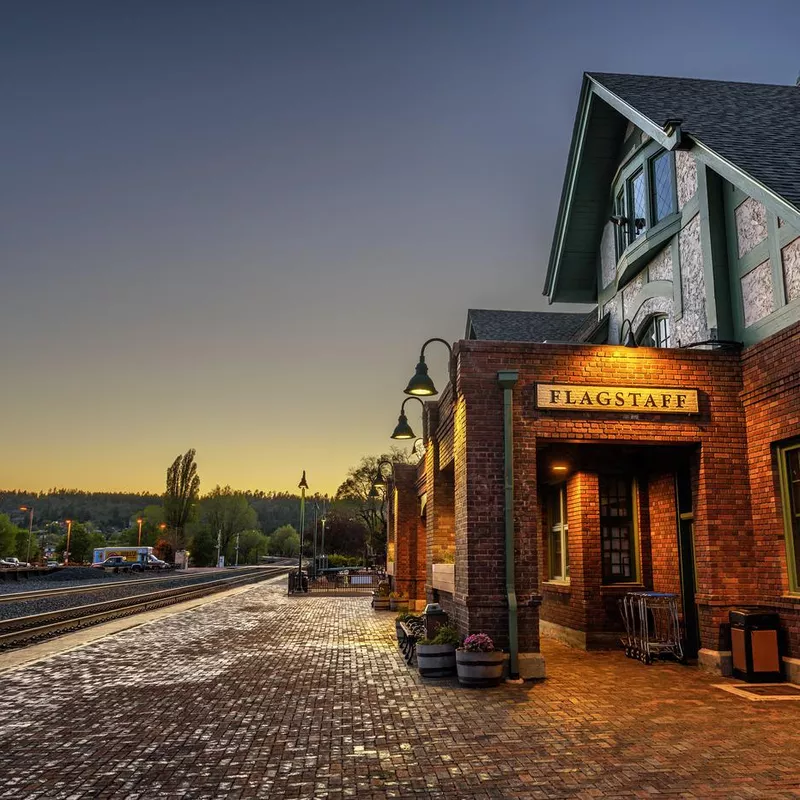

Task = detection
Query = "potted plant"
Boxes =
[417,624,460,677]
[456,633,506,687]
[389,591,409,612]
[372,580,391,611]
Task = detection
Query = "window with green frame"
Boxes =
[548,484,569,581]
[778,440,800,592]
[613,146,677,259]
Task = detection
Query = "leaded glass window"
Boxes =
[651,151,676,223]
[630,169,647,239]
[600,477,636,583]
[638,314,671,348]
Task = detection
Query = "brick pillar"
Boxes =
[391,464,425,608]
[424,403,456,606]
[453,356,544,678]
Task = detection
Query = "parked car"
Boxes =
[145,554,171,570]
[1,557,29,568]
[94,556,139,574]
[46,561,60,568]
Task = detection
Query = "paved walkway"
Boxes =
[0,578,798,799]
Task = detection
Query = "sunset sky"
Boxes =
[3,0,798,496]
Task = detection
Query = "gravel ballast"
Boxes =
[0,569,270,621]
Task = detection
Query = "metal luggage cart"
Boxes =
[619,591,683,664]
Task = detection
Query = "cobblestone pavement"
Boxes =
[0,579,798,799]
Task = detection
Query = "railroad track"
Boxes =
[0,566,289,649]
[0,567,268,604]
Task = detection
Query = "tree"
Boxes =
[268,524,300,557]
[232,529,269,565]
[189,527,216,567]
[335,449,414,564]
[200,486,258,556]
[163,449,200,549]
[0,514,21,557]
[55,523,104,564]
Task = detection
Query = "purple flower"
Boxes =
[461,633,495,652]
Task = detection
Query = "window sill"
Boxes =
[600,583,645,594]
[616,213,681,290]
[542,580,571,594]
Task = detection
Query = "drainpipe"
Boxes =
[498,371,519,678]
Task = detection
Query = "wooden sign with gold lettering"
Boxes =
[535,383,699,414]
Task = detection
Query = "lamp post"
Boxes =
[296,471,309,592]
[19,506,34,563]
[136,517,144,547]
[64,519,73,566]
[404,337,455,397]
[320,502,327,572]
[390,396,425,440]
[312,500,318,579]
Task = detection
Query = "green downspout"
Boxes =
[498,371,519,678]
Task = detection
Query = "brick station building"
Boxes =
[386,73,800,681]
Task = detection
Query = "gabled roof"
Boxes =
[544,72,800,304]
[466,308,593,342]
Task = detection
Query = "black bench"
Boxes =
[397,615,425,664]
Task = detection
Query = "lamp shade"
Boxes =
[390,411,415,440]
[373,469,388,489]
[367,484,380,500]
[404,357,437,396]
[298,470,309,489]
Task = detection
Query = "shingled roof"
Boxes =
[589,72,800,210]
[466,309,594,342]
[545,71,800,304]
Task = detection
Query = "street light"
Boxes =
[295,471,308,592]
[64,519,73,566]
[136,518,144,547]
[404,338,456,397]
[19,506,34,563]
[390,396,425,440]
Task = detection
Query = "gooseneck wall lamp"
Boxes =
[404,338,456,397]
[373,460,395,490]
[619,318,639,348]
[390,396,425,440]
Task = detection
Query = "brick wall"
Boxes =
[389,464,426,605]
[447,339,752,655]
[741,318,800,657]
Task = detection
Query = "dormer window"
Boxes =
[613,147,677,260]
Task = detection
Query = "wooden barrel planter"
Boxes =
[389,598,409,612]
[455,650,506,687]
[417,643,456,677]
[373,594,390,611]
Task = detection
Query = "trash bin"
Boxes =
[729,608,782,682]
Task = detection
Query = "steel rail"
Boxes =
[0,567,268,604]
[0,567,289,649]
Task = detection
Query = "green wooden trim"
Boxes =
[734,242,772,277]
[588,80,670,149]
[738,295,800,345]
[616,214,681,289]
[680,194,700,227]
[626,280,674,323]
[671,235,683,320]
[698,166,733,339]
[768,213,786,310]
[545,79,595,300]
[777,441,800,594]
[692,140,800,233]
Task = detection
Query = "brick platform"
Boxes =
[0,579,798,799]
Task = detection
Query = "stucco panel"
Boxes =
[741,260,774,327]
[603,295,622,344]
[735,197,768,258]
[622,271,645,319]
[782,237,800,303]
[676,152,697,210]
[600,222,616,289]
[648,245,672,282]
[675,214,708,346]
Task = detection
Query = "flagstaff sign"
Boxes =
[535,383,699,414]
